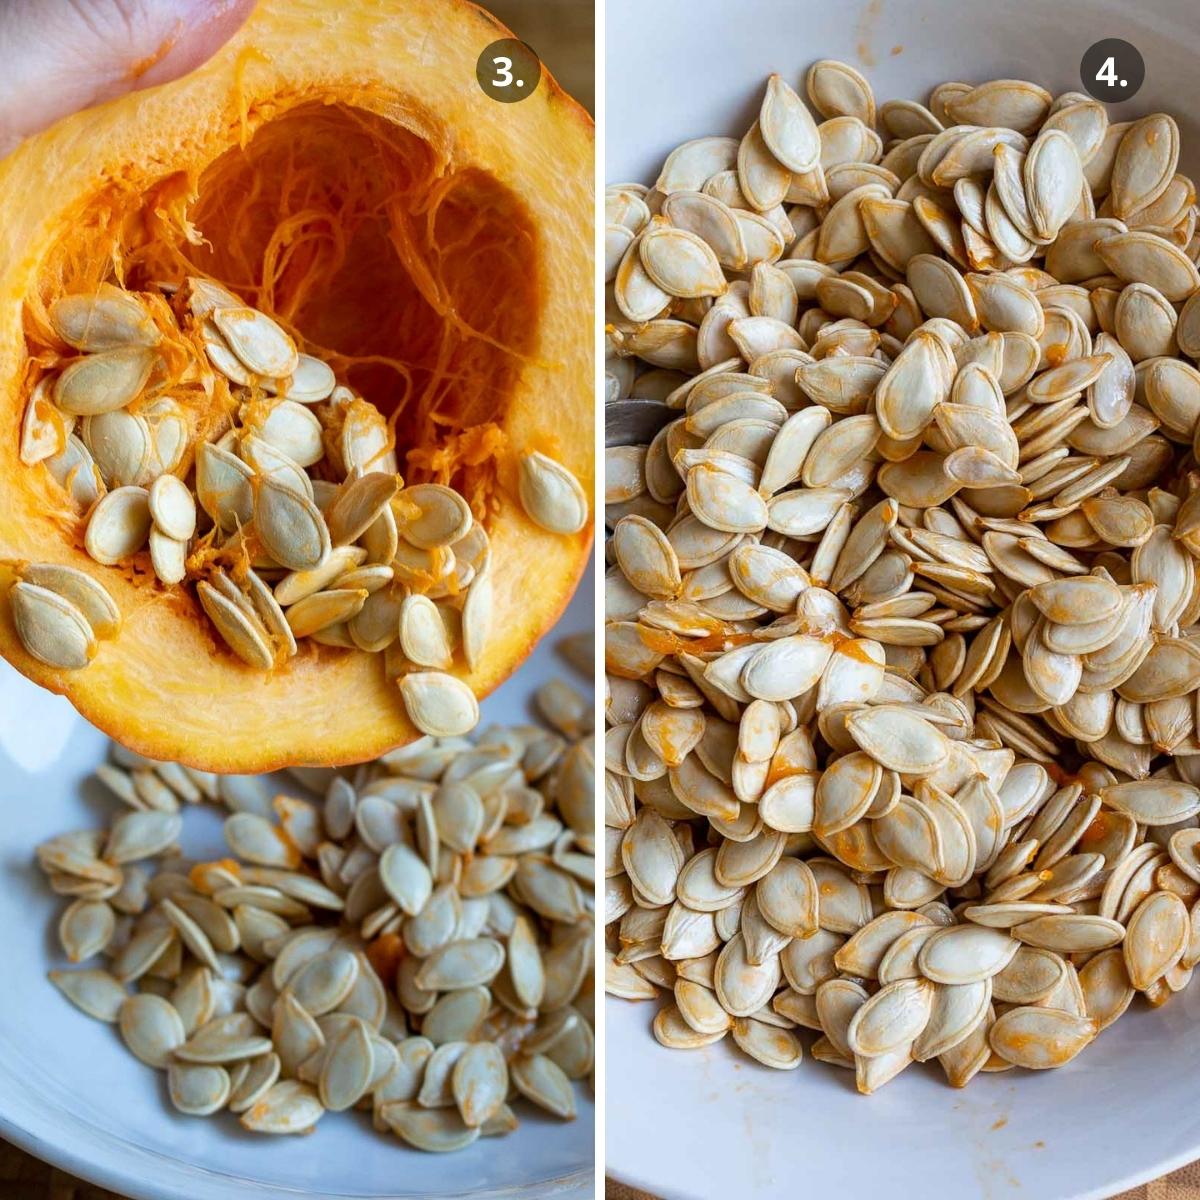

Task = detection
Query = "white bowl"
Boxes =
[0,566,594,1200]
[605,2,1200,1197]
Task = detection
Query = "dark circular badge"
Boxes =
[1080,38,1145,103]
[476,39,541,103]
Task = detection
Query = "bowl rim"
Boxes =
[0,1104,594,1200]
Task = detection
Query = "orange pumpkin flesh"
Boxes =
[0,0,594,772]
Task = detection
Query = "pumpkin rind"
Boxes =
[0,0,594,771]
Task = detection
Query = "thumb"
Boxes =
[0,0,256,157]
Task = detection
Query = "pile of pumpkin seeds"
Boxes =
[38,662,594,1148]
[604,63,1200,1091]
[13,277,588,738]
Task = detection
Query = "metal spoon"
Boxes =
[605,398,673,448]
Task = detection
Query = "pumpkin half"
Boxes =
[0,0,594,772]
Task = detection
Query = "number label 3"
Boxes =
[477,39,541,103]
[492,56,515,88]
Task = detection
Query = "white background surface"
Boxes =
[605,1,1200,1197]
[0,564,594,1200]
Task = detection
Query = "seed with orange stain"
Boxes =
[1080,810,1114,845]
[989,1007,1097,1068]
[835,636,881,665]
[188,858,242,894]
[638,625,757,655]
[762,760,817,789]
[366,931,405,982]
[1043,762,1080,788]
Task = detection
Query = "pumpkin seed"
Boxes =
[318,1019,373,1110]
[1124,891,1188,990]
[211,307,298,378]
[452,1041,508,1126]
[399,594,454,669]
[168,1062,231,1116]
[195,442,254,531]
[381,1102,479,1151]
[118,993,185,1068]
[240,1080,324,1134]
[85,486,152,566]
[257,401,324,467]
[988,1006,1096,1069]
[254,477,330,572]
[762,74,822,172]
[461,573,493,673]
[9,581,96,669]
[49,967,127,1022]
[282,354,336,403]
[55,347,157,416]
[510,1053,576,1119]
[518,452,589,534]
[326,473,398,546]
[845,978,934,1057]
[147,473,197,541]
[148,530,186,586]
[399,672,480,738]
[197,582,275,670]
[285,588,368,639]
[51,290,161,352]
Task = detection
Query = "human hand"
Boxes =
[0,0,256,157]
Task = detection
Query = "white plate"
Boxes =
[0,563,594,1200]
[605,1,1200,1197]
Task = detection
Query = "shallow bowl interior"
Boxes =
[606,1,1200,1196]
